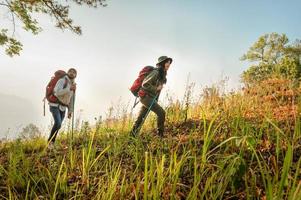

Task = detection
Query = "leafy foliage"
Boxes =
[0,29,23,56]
[0,0,107,56]
[241,33,301,85]
[19,123,42,139]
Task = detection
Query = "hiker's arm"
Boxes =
[54,78,69,96]
[142,70,158,94]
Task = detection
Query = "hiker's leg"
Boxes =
[48,106,63,143]
[51,109,66,142]
[131,105,148,135]
[60,110,66,124]
[137,96,165,135]
[150,102,166,136]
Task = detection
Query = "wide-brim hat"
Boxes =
[157,56,173,65]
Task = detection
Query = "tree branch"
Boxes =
[0,2,9,7]
[4,0,15,36]
[42,0,81,34]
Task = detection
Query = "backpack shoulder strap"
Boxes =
[63,76,69,89]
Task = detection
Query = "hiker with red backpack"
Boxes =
[130,56,172,137]
[45,68,77,147]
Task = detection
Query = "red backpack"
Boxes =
[45,70,67,104]
[130,66,155,97]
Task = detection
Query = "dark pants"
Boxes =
[48,106,65,143]
[131,96,165,136]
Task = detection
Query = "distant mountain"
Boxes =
[0,93,39,139]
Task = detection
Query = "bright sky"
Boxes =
[0,0,300,138]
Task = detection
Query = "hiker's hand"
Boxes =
[157,85,163,91]
[70,83,76,91]
[68,112,72,119]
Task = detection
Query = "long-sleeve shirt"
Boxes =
[49,76,75,112]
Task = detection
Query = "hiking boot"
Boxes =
[158,129,164,137]
[130,129,138,137]
[131,123,142,137]
[47,142,55,150]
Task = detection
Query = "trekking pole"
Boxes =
[43,98,46,116]
[133,96,140,109]
[71,92,76,141]
[130,97,138,120]
[131,96,140,114]
[133,93,159,136]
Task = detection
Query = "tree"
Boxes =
[241,33,301,85]
[0,0,107,56]
[19,123,42,139]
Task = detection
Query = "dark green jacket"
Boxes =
[141,68,163,98]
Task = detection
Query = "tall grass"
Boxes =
[1,77,301,199]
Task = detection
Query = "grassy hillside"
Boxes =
[1,78,301,199]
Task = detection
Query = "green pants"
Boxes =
[131,96,166,136]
